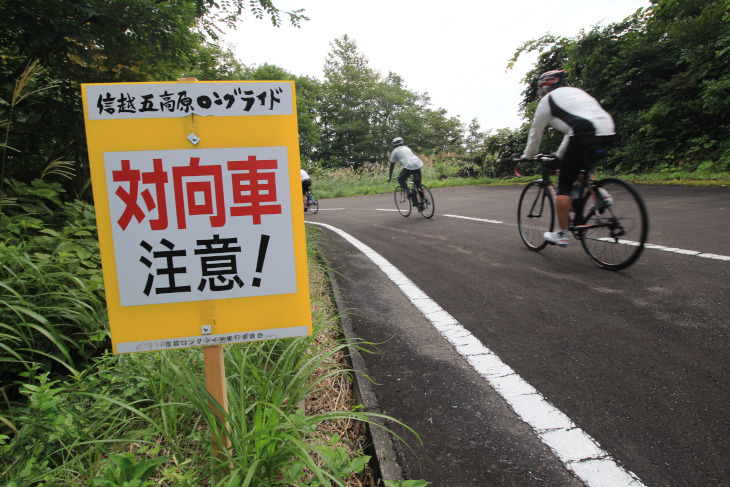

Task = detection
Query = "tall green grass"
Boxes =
[1,179,107,393]
[1,222,419,486]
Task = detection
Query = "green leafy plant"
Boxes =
[0,367,76,485]
[0,223,424,487]
[0,178,107,392]
[93,452,168,487]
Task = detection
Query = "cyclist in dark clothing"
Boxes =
[516,70,615,247]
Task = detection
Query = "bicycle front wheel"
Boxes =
[417,184,435,219]
[394,187,411,216]
[518,181,554,251]
[309,193,319,214]
[579,178,648,270]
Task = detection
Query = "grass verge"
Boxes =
[309,160,729,200]
[0,226,421,486]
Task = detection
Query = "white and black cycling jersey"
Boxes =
[390,145,423,170]
[522,86,615,160]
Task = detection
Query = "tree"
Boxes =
[0,0,307,196]
[418,108,463,154]
[476,126,529,177]
[465,118,486,155]
[507,0,730,173]
[185,43,249,81]
[317,35,465,169]
[319,35,382,169]
[244,63,322,164]
[368,72,432,168]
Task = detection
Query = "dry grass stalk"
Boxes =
[304,257,377,487]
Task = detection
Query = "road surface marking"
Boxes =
[444,214,504,224]
[309,221,645,487]
[443,214,730,261]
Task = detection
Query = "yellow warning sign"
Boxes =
[81,80,311,354]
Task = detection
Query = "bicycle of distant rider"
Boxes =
[515,151,649,270]
[305,189,319,214]
[394,181,435,219]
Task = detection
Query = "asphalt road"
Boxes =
[307,184,729,487]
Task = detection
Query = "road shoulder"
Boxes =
[317,226,585,486]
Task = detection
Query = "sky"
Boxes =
[223,0,651,132]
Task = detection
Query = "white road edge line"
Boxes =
[444,214,505,225]
[443,214,730,261]
[309,221,645,487]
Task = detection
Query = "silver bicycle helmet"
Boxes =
[537,70,568,97]
[392,137,404,147]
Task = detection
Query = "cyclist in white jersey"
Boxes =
[301,168,312,211]
[517,70,615,247]
[388,137,424,208]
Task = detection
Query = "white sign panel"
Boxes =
[85,82,294,120]
[104,146,296,307]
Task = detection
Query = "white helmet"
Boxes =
[392,137,404,147]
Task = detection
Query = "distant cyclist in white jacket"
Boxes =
[388,137,423,207]
[518,70,615,247]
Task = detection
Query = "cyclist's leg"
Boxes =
[412,169,423,206]
[302,179,311,210]
[586,139,615,208]
[557,144,580,228]
[397,168,410,191]
[558,136,599,229]
[398,169,417,204]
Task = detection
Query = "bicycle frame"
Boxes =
[516,152,648,270]
[526,157,609,234]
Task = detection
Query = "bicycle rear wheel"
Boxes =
[417,184,435,219]
[518,181,554,251]
[309,193,319,214]
[394,187,411,216]
[578,178,648,270]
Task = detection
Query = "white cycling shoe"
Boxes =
[544,230,570,247]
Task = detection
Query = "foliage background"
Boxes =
[1,0,728,193]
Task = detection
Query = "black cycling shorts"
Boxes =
[302,178,311,194]
[557,135,613,195]
[397,168,421,189]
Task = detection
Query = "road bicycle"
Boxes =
[305,189,319,214]
[515,152,648,270]
[394,181,435,219]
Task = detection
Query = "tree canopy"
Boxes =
[2,0,727,195]
[505,0,730,173]
[0,0,305,196]
[316,35,463,169]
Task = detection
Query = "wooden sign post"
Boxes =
[204,344,231,459]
